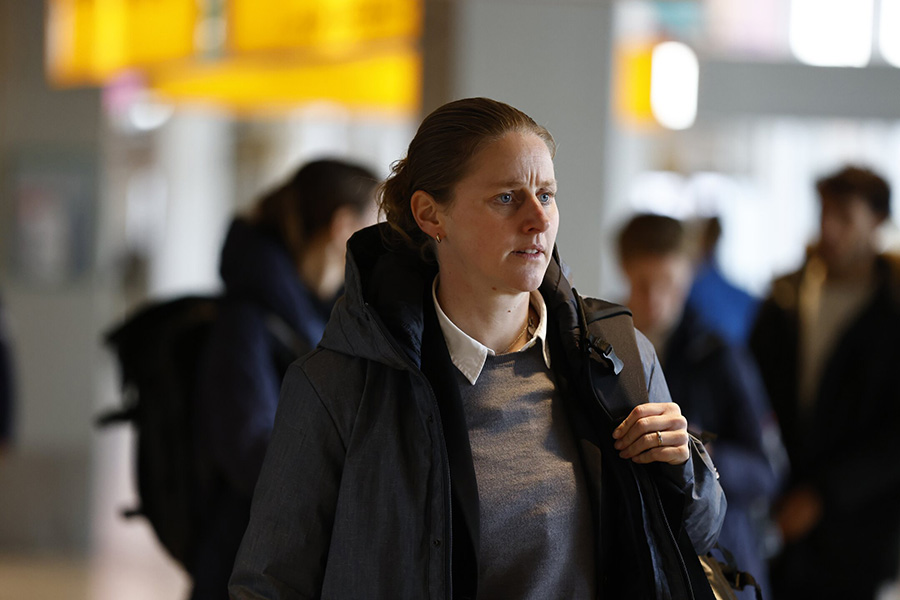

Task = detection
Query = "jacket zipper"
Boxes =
[363,304,454,600]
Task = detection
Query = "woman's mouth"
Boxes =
[513,247,544,259]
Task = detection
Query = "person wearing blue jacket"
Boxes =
[192,159,378,600]
[619,213,784,600]
[686,216,760,347]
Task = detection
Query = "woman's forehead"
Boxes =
[462,132,555,184]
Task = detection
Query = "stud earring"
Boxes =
[435,234,442,243]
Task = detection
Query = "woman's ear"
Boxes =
[410,190,443,239]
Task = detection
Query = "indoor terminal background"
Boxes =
[0,1,899,598]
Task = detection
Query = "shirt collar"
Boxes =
[431,276,551,385]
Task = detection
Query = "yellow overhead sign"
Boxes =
[46,0,198,85]
[151,47,421,115]
[45,0,423,113]
[229,0,421,53]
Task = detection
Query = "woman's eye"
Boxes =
[498,193,513,204]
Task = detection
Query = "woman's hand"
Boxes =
[612,402,690,465]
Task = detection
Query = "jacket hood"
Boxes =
[219,218,331,344]
[319,223,578,371]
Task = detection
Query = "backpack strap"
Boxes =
[573,290,648,422]
[263,312,310,362]
[219,293,311,375]
[709,544,765,600]
[572,289,718,600]
[575,291,760,600]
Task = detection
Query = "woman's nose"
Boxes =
[523,194,551,231]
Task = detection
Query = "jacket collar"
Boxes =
[319,224,437,369]
[773,252,900,313]
[321,224,579,370]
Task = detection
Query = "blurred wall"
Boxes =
[0,0,103,553]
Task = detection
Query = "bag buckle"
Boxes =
[586,333,625,375]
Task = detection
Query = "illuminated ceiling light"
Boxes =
[790,0,874,67]
[880,0,900,67]
[129,100,175,131]
[650,41,698,131]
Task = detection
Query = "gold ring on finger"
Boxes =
[656,431,663,447]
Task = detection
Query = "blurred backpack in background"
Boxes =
[98,296,220,572]
[98,294,305,572]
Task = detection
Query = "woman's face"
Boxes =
[434,131,559,297]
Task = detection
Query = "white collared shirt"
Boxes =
[431,276,551,385]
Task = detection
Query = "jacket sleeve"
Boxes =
[637,332,726,555]
[198,305,281,497]
[229,359,347,599]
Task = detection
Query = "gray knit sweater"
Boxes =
[458,344,597,599]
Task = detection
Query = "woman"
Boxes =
[230,98,725,599]
[192,159,378,599]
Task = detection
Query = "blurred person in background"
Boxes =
[750,165,900,599]
[687,216,760,346]
[619,213,783,600]
[0,294,13,453]
[192,159,379,600]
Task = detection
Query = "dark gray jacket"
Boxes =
[230,225,725,599]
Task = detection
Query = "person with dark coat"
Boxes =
[229,98,725,599]
[191,159,378,600]
[0,296,13,452]
[750,165,900,600]
[618,213,783,600]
